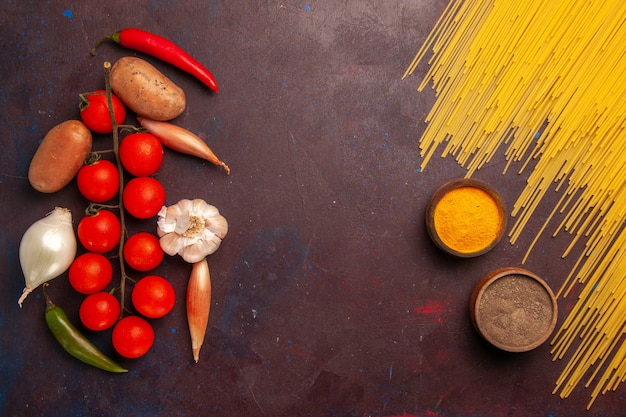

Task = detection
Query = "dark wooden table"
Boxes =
[0,1,620,416]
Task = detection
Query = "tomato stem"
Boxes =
[92,148,116,156]
[85,202,121,216]
[78,93,91,111]
[117,125,145,134]
[84,152,102,165]
[103,61,129,320]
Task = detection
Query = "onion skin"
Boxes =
[137,116,230,174]
[18,207,77,307]
[187,258,211,363]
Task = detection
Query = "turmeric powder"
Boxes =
[433,186,503,254]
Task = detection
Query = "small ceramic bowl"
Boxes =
[470,267,558,352]
[425,178,507,257]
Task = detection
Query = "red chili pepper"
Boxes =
[91,28,218,93]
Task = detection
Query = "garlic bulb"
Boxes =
[18,207,77,307]
[156,199,227,264]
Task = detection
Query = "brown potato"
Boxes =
[28,120,92,193]
[110,57,186,121]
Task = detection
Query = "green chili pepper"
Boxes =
[44,292,127,373]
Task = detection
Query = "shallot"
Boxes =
[18,207,77,307]
[187,258,211,363]
[137,116,230,174]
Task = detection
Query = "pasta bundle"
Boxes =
[404,0,626,409]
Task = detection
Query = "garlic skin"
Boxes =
[187,258,211,363]
[156,199,227,264]
[19,207,77,307]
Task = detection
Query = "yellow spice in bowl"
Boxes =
[433,185,503,254]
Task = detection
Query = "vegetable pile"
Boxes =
[19,28,229,371]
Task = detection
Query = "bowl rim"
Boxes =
[469,267,558,352]
[425,178,507,258]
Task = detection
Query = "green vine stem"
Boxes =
[103,61,129,319]
[85,202,119,216]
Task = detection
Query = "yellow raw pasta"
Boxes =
[404,0,626,409]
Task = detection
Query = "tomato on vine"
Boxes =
[79,90,126,134]
[79,292,120,331]
[77,159,120,203]
[131,275,176,319]
[112,316,154,358]
[124,232,164,271]
[77,209,121,253]
[119,133,164,177]
[122,177,166,219]
[69,252,113,294]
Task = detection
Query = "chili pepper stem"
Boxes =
[43,283,55,312]
[89,32,121,56]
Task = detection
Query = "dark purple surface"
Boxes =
[0,1,621,416]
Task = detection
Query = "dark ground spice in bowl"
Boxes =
[470,268,558,352]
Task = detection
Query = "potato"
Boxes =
[110,57,186,121]
[28,120,92,193]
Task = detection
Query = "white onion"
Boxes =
[18,207,77,307]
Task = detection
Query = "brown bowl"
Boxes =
[470,267,558,352]
[425,178,507,257]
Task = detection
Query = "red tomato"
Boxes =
[131,275,176,319]
[124,232,164,272]
[112,316,154,358]
[79,292,120,331]
[77,159,120,203]
[79,90,126,134]
[119,133,164,177]
[77,210,121,253]
[69,252,113,294]
[122,177,166,219]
